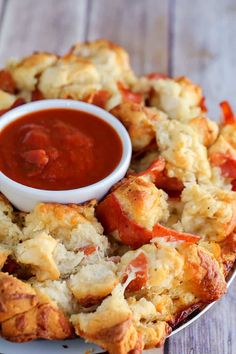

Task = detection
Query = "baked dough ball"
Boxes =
[1,300,73,342]
[134,76,203,121]
[219,232,236,275]
[71,39,136,86]
[0,90,16,111]
[128,297,171,348]
[180,183,236,242]
[133,75,218,147]
[220,123,236,150]
[0,272,38,323]
[69,261,118,307]
[16,202,109,281]
[0,245,12,270]
[209,135,236,165]
[16,232,60,281]
[38,55,101,99]
[154,116,211,184]
[110,176,169,230]
[31,279,79,315]
[7,53,57,91]
[0,70,16,93]
[119,244,184,293]
[179,243,226,302]
[188,116,219,147]
[97,175,170,248]
[23,200,103,240]
[137,321,171,349]
[23,200,107,251]
[71,284,139,354]
[0,194,22,246]
[111,102,163,151]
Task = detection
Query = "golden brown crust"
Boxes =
[112,175,169,230]
[1,302,74,342]
[38,55,100,100]
[70,38,136,86]
[189,116,219,147]
[169,303,202,328]
[25,200,99,230]
[111,102,158,151]
[181,245,227,302]
[0,247,11,270]
[0,273,38,323]
[220,232,236,276]
[137,321,171,349]
[7,52,57,91]
[75,318,138,354]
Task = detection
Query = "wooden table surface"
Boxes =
[0,0,236,353]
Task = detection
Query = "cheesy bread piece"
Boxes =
[15,201,109,281]
[111,101,164,151]
[71,284,139,354]
[7,52,57,91]
[154,116,211,184]
[71,39,136,87]
[69,261,118,307]
[1,294,73,342]
[0,272,38,323]
[180,183,236,242]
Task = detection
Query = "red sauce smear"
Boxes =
[0,108,123,190]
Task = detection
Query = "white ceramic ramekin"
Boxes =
[0,99,132,211]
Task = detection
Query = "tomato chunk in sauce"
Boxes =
[0,108,123,190]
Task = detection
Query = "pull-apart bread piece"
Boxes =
[133,75,218,145]
[70,39,136,87]
[0,194,23,269]
[0,270,72,342]
[96,170,200,249]
[1,288,73,342]
[0,90,19,115]
[0,272,38,323]
[110,101,164,152]
[128,111,217,190]
[16,201,109,281]
[6,53,57,92]
[71,285,140,354]
[38,55,102,100]
[208,102,236,188]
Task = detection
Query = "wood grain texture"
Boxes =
[172,0,236,119]
[87,0,168,75]
[0,0,6,30]
[0,0,88,66]
[0,0,5,15]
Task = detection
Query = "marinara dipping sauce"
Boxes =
[0,108,123,190]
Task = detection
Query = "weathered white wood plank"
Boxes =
[0,0,5,16]
[167,281,236,354]
[0,0,88,66]
[172,0,236,119]
[87,0,169,75]
[0,0,6,30]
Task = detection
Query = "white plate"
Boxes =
[0,267,235,354]
[0,338,161,353]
